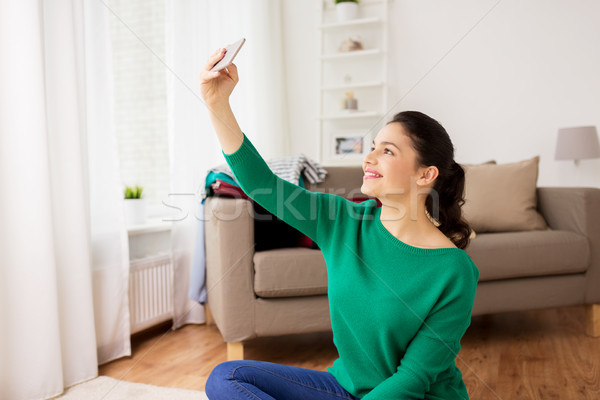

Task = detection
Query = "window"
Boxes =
[109,0,169,218]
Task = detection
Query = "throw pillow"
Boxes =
[461,156,548,232]
[457,160,493,239]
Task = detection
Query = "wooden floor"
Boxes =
[100,305,600,399]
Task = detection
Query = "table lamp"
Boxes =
[555,126,600,166]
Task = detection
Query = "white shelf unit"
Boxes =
[320,16,382,30]
[321,48,383,60]
[317,0,390,166]
[320,111,382,120]
[321,81,384,91]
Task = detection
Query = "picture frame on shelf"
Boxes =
[325,131,368,165]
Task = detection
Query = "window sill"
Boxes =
[127,218,172,236]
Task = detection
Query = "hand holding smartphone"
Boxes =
[210,38,246,72]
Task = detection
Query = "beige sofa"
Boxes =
[204,166,600,360]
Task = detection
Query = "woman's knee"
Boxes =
[205,361,240,399]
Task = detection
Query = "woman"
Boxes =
[201,47,479,400]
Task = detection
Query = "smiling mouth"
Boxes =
[363,171,383,179]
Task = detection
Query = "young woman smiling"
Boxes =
[201,47,479,400]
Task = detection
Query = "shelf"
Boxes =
[322,0,386,11]
[130,252,172,265]
[321,48,382,60]
[320,111,381,120]
[319,17,382,30]
[321,81,384,91]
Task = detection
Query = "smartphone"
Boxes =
[210,38,246,72]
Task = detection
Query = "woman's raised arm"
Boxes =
[199,47,243,155]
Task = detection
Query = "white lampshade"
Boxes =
[555,126,600,161]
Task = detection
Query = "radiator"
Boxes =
[129,253,173,334]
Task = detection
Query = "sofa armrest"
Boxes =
[538,187,600,233]
[204,197,257,342]
[537,187,600,303]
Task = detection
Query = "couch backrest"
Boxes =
[305,166,364,197]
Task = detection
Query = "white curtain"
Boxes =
[0,0,130,398]
[84,0,132,364]
[165,0,289,328]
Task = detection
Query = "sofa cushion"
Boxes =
[254,248,328,298]
[254,231,590,298]
[466,230,590,282]
[462,156,548,232]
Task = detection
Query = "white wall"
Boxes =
[282,0,600,187]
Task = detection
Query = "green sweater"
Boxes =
[224,134,479,400]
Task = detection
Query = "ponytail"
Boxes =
[427,161,472,249]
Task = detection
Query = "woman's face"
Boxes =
[361,122,426,200]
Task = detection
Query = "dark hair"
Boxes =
[387,111,472,249]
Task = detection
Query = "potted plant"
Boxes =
[123,185,146,226]
[335,0,359,22]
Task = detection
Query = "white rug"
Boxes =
[53,376,208,400]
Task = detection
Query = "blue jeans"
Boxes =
[205,360,360,400]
